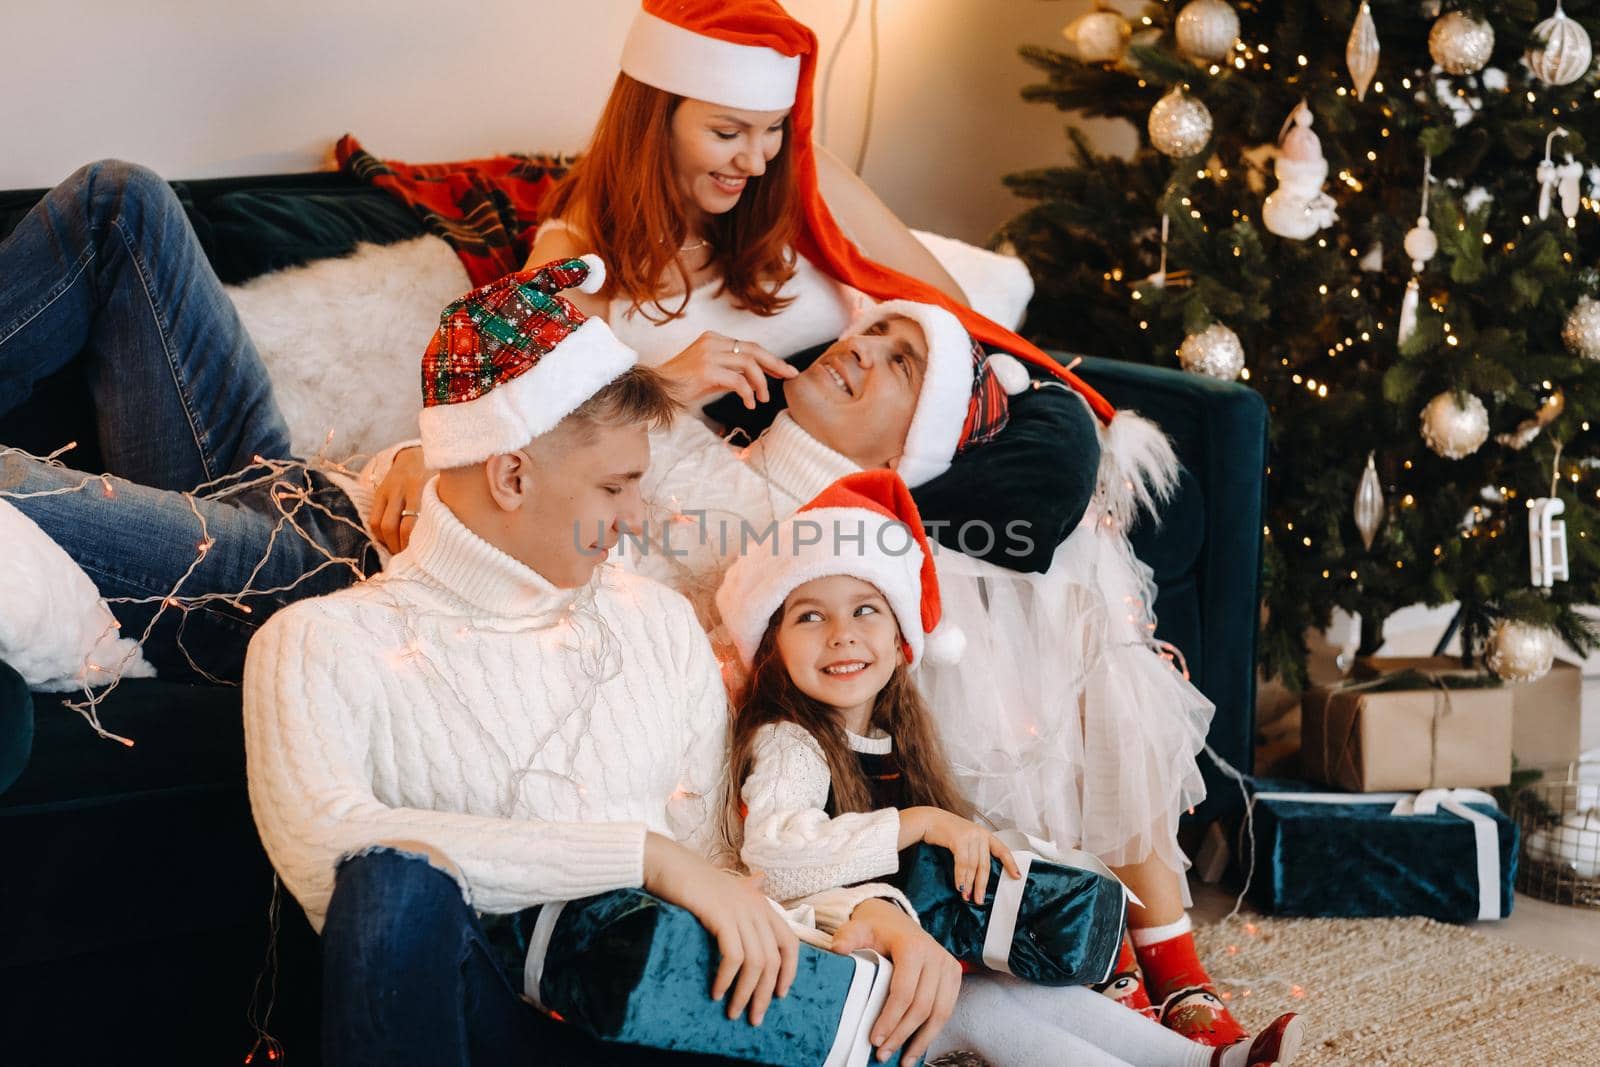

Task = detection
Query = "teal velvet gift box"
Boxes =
[1244,780,1518,922]
[499,888,900,1066]
[897,838,1126,985]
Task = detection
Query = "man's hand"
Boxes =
[371,446,433,554]
[898,807,1021,906]
[657,331,797,409]
[830,897,962,1065]
[642,833,799,1026]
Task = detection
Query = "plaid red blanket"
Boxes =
[335,134,572,287]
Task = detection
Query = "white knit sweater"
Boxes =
[740,723,904,904]
[244,481,904,932]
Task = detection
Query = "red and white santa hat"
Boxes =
[418,255,636,469]
[715,469,964,669]
[845,300,1030,489]
[616,0,1118,427]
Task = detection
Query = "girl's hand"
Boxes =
[371,446,434,554]
[900,807,1021,906]
[657,331,798,409]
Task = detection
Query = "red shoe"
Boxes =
[1209,1013,1304,1067]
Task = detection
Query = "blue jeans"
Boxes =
[0,161,376,681]
[322,849,739,1067]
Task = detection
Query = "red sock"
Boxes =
[1091,933,1154,1018]
[1132,917,1247,1048]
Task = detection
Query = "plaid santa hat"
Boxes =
[617,0,1116,425]
[845,300,1030,489]
[715,470,964,668]
[418,256,636,469]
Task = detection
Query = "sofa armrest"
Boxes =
[1071,356,1268,815]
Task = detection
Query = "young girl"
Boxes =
[715,470,1303,1067]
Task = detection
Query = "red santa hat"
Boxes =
[616,0,1116,426]
[418,256,636,469]
[715,470,964,669]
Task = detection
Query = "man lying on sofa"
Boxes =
[241,260,962,1067]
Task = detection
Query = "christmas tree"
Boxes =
[1000,0,1600,687]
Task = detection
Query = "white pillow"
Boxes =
[911,229,1035,331]
[226,235,471,461]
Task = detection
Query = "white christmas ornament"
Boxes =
[1177,323,1245,380]
[1399,155,1437,346]
[1529,497,1571,588]
[1429,12,1495,76]
[1527,2,1593,87]
[1063,9,1132,65]
[1536,127,1583,221]
[1353,452,1385,551]
[1346,2,1381,101]
[1261,101,1339,240]
[1175,0,1239,64]
[1149,87,1214,158]
[1485,619,1557,683]
[1562,297,1600,360]
[1419,390,1489,459]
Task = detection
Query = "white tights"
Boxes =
[925,977,1237,1067]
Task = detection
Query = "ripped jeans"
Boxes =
[0,160,376,681]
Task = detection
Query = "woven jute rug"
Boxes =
[930,914,1599,1066]
[1191,914,1600,1066]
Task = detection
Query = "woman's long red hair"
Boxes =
[544,74,799,322]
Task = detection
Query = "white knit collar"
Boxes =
[391,480,586,620]
[845,728,894,755]
[743,412,860,503]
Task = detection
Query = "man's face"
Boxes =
[785,315,928,469]
[510,420,650,588]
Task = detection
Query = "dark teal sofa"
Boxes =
[0,170,1267,1065]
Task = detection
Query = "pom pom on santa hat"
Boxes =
[715,469,963,669]
[418,255,634,470]
[843,300,1030,489]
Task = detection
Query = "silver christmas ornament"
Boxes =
[1429,12,1495,76]
[1562,296,1600,360]
[1347,2,1381,102]
[1485,619,1556,683]
[1149,87,1214,158]
[1063,9,1132,65]
[1528,2,1593,87]
[1177,323,1245,380]
[1353,452,1385,550]
[1419,391,1489,459]
[1176,0,1239,64]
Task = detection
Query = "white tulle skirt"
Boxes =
[916,415,1214,886]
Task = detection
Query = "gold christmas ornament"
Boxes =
[1428,12,1495,76]
[1177,323,1245,380]
[1527,2,1593,87]
[1485,619,1556,683]
[1346,2,1381,101]
[1175,0,1239,64]
[1353,452,1385,551]
[1148,87,1214,158]
[1062,9,1132,65]
[1562,297,1600,360]
[1418,391,1489,459]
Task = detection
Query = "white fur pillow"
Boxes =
[227,230,1032,462]
[226,235,471,461]
[912,229,1035,331]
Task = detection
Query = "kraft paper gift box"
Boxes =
[1301,666,1513,791]
[1243,778,1518,921]
[896,835,1127,986]
[490,888,900,1067]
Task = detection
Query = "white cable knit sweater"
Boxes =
[740,723,905,904]
[245,481,911,933]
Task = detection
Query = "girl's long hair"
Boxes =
[543,74,800,323]
[723,615,970,855]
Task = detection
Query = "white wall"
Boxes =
[1,0,1131,245]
